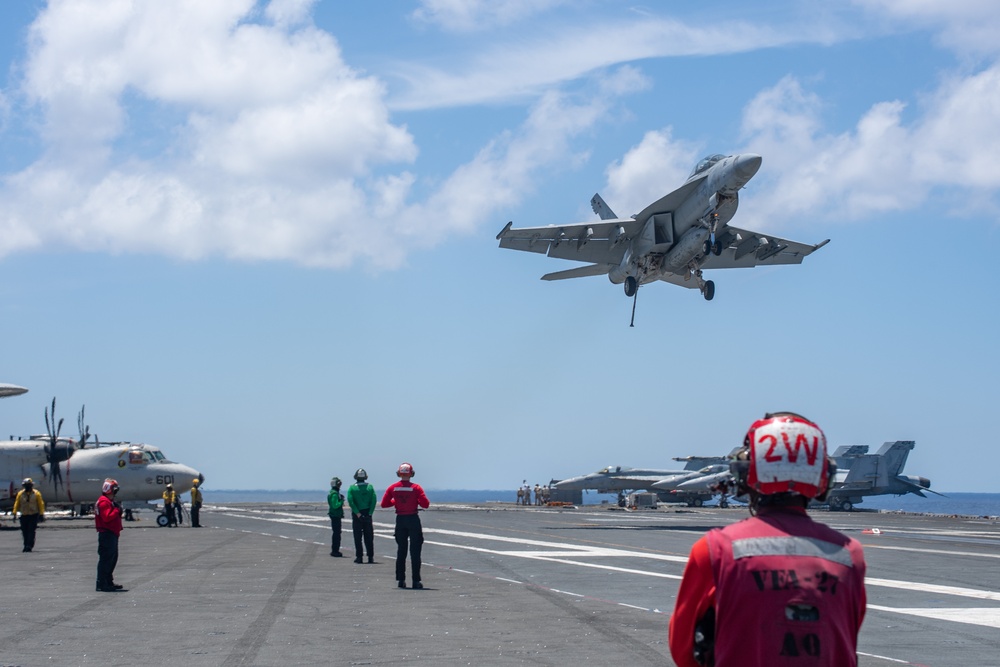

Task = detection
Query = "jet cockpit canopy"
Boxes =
[690,154,726,178]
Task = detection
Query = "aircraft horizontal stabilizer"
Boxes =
[542,264,613,281]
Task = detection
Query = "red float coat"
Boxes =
[669,505,866,667]
[380,480,429,515]
[95,494,123,536]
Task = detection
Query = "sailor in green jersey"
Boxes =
[347,468,377,563]
[327,477,345,557]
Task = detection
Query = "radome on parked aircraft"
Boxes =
[497,153,828,324]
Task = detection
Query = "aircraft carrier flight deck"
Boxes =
[2,502,997,666]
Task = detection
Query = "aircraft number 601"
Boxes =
[156,475,174,485]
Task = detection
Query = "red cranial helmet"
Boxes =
[397,462,414,478]
[735,412,831,499]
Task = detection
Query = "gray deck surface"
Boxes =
[1,502,997,666]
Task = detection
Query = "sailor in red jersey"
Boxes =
[669,413,867,667]
[95,478,125,592]
[380,462,430,589]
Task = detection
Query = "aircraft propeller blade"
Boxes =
[77,405,91,449]
[43,397,67,489]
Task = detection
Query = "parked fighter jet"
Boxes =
[554,465,691,505]
[1,390,203,514]
[823,441,938,511]
[497,153,828,324]
[651,464,731,507]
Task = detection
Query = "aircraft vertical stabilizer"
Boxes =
[876,440,916,476]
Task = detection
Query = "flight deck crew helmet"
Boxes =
[397,463,414,479]
[102,478,119,495]
[22,478,33,487]
[354,468,367,482]
[730,412,834,500]
[331,477,342,488]
[192,478,200,487]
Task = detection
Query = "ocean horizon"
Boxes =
[205,489,1000,517]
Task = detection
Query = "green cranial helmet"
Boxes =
[354,468,368,482]
[331,477,342,488]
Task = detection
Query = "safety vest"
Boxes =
[706,510,866,667]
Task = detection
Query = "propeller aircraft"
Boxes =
[1,388,203,515]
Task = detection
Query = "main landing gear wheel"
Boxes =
[624,276,638,298]
[687,498,704,508]
[840,500,853,512]
[156,513,169,527]
[702,280,715,301]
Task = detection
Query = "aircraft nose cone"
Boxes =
[734,154,762,182]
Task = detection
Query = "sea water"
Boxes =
[208,489,1000,517]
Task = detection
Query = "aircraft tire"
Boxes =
[156,513,169,527]
[703,281,715,301]
[692,498,704,507]
[841,500,853,512]
[712,240,723,256]
[624,276,638,297]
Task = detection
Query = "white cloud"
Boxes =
[0,0,623,269]
[389,16,847,110]
[411,0,571,32]
[735,67,1000,232]
[858,0,1000,58]
[265,0,317,28]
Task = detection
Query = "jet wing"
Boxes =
[496,218,642,267]
[702,226,829,269]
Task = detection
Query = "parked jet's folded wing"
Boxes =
[701,226,829,270]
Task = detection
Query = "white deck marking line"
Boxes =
[424,526,690,563]
[856,650,911,664]
[494,577,522,584]
[865,543,1000,559]
[421,539,683,580]
[619,603,650,611]
[868,604,1000,630]
[866,577,1000,602]
[550,589,585,598]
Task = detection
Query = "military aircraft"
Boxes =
[553,465,691,505]
[497,153,829,324]
[1,390,203,516]
[823,441,938,511]
[651,465,728,491]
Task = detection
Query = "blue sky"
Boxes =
[1,0,998,493]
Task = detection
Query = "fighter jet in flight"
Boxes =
[497,153,828,324]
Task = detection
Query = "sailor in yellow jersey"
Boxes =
[190,478,203,527]
[12,478,45,552]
